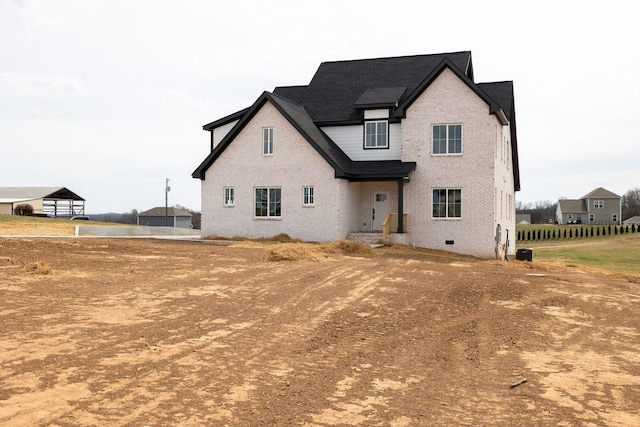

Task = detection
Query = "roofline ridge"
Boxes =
[318,50,471,65]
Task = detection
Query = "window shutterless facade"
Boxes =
[255,187,281,217]
[432,189,461,218]
[263,128,274,155]
[224,187,234,206]
[594,200,604,208]
[432,124,462,155]
[364,120,388,149]
[303,186,314,206]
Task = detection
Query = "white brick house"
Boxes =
[193,52,520,258]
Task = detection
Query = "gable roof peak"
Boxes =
[581,187,621,199]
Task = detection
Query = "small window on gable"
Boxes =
[433,124,462,155]
[263,128,274,155]
[364,120,388,149]
[594,200,604,208]
[303,186,314,206]
[224,187,234,206]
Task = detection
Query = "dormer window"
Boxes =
[364,120,388,149]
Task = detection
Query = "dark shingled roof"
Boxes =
[139,207,192,217]
[354,87,407,109]
[274,51,473,123]
[194,51,518,189]
[192,92,416,180]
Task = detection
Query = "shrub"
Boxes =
[14,204,34,216]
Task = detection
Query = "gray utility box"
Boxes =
[516,248,533,262]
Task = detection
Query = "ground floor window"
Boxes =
[612,213,618,223]
[255,187,281,217]
[303,186,314,206]
[432,189,461,218]
[224,187,234,206]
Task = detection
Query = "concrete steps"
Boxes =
[346,232,384,245]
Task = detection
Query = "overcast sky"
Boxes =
[1,0,638,214]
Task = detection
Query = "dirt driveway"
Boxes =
[1,237,639,426]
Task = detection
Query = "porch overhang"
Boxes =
[337,161,416,182]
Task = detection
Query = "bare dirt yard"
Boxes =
[1,237,639,426]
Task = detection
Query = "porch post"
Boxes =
[397,179,404,233]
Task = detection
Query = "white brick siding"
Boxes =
[199,68,517,258]
[401,68,515,258]
[201,102,352,242]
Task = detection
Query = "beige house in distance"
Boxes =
[556,187,622,225]
[193,52,520,258]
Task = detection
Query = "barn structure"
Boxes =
[0,187,85,217]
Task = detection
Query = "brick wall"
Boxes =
[401,68,516,258]
[201,102,350,242]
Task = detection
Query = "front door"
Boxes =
[371,192,389,231]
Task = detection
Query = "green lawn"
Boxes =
[516,225,640,279]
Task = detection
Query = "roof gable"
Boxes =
[581,187,621,199]
[273,51,473,124]
[192,91,415,181]
[0,187,84,201]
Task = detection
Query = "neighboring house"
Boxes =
[0,187,85,217]
[137,207,193,228]
[192,51,519,258]
[516,214,531,225]
[623,215,640,225]
[556,187,622,225]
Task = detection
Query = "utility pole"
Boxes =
[165,178,170,226]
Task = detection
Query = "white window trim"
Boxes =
[364,120,389,149]
[223,187,234,207]
[432,124,463,156]
[254,187,282,219]
[432,188,462,219]
[594,200,604,208]
[303,186,314,207]
[263,127,274,156]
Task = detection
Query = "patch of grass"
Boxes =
[0,215,114,236]
[519,234,640,280]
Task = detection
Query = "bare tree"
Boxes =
[622,187,640,220]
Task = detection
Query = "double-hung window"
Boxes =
[255,187,281,217]
[433,124,462,155]
[263,128,274,155]
[594,200,604,208]
[224,187,234,206]
[303,186,314,206]
[364,120,388,149]
[432,189,461,218]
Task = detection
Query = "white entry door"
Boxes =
[371,192,390,231]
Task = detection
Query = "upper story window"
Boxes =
[433,124,462,155]
[364,120,388,149]
[263,128,274,155]
[594,200,604,208]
